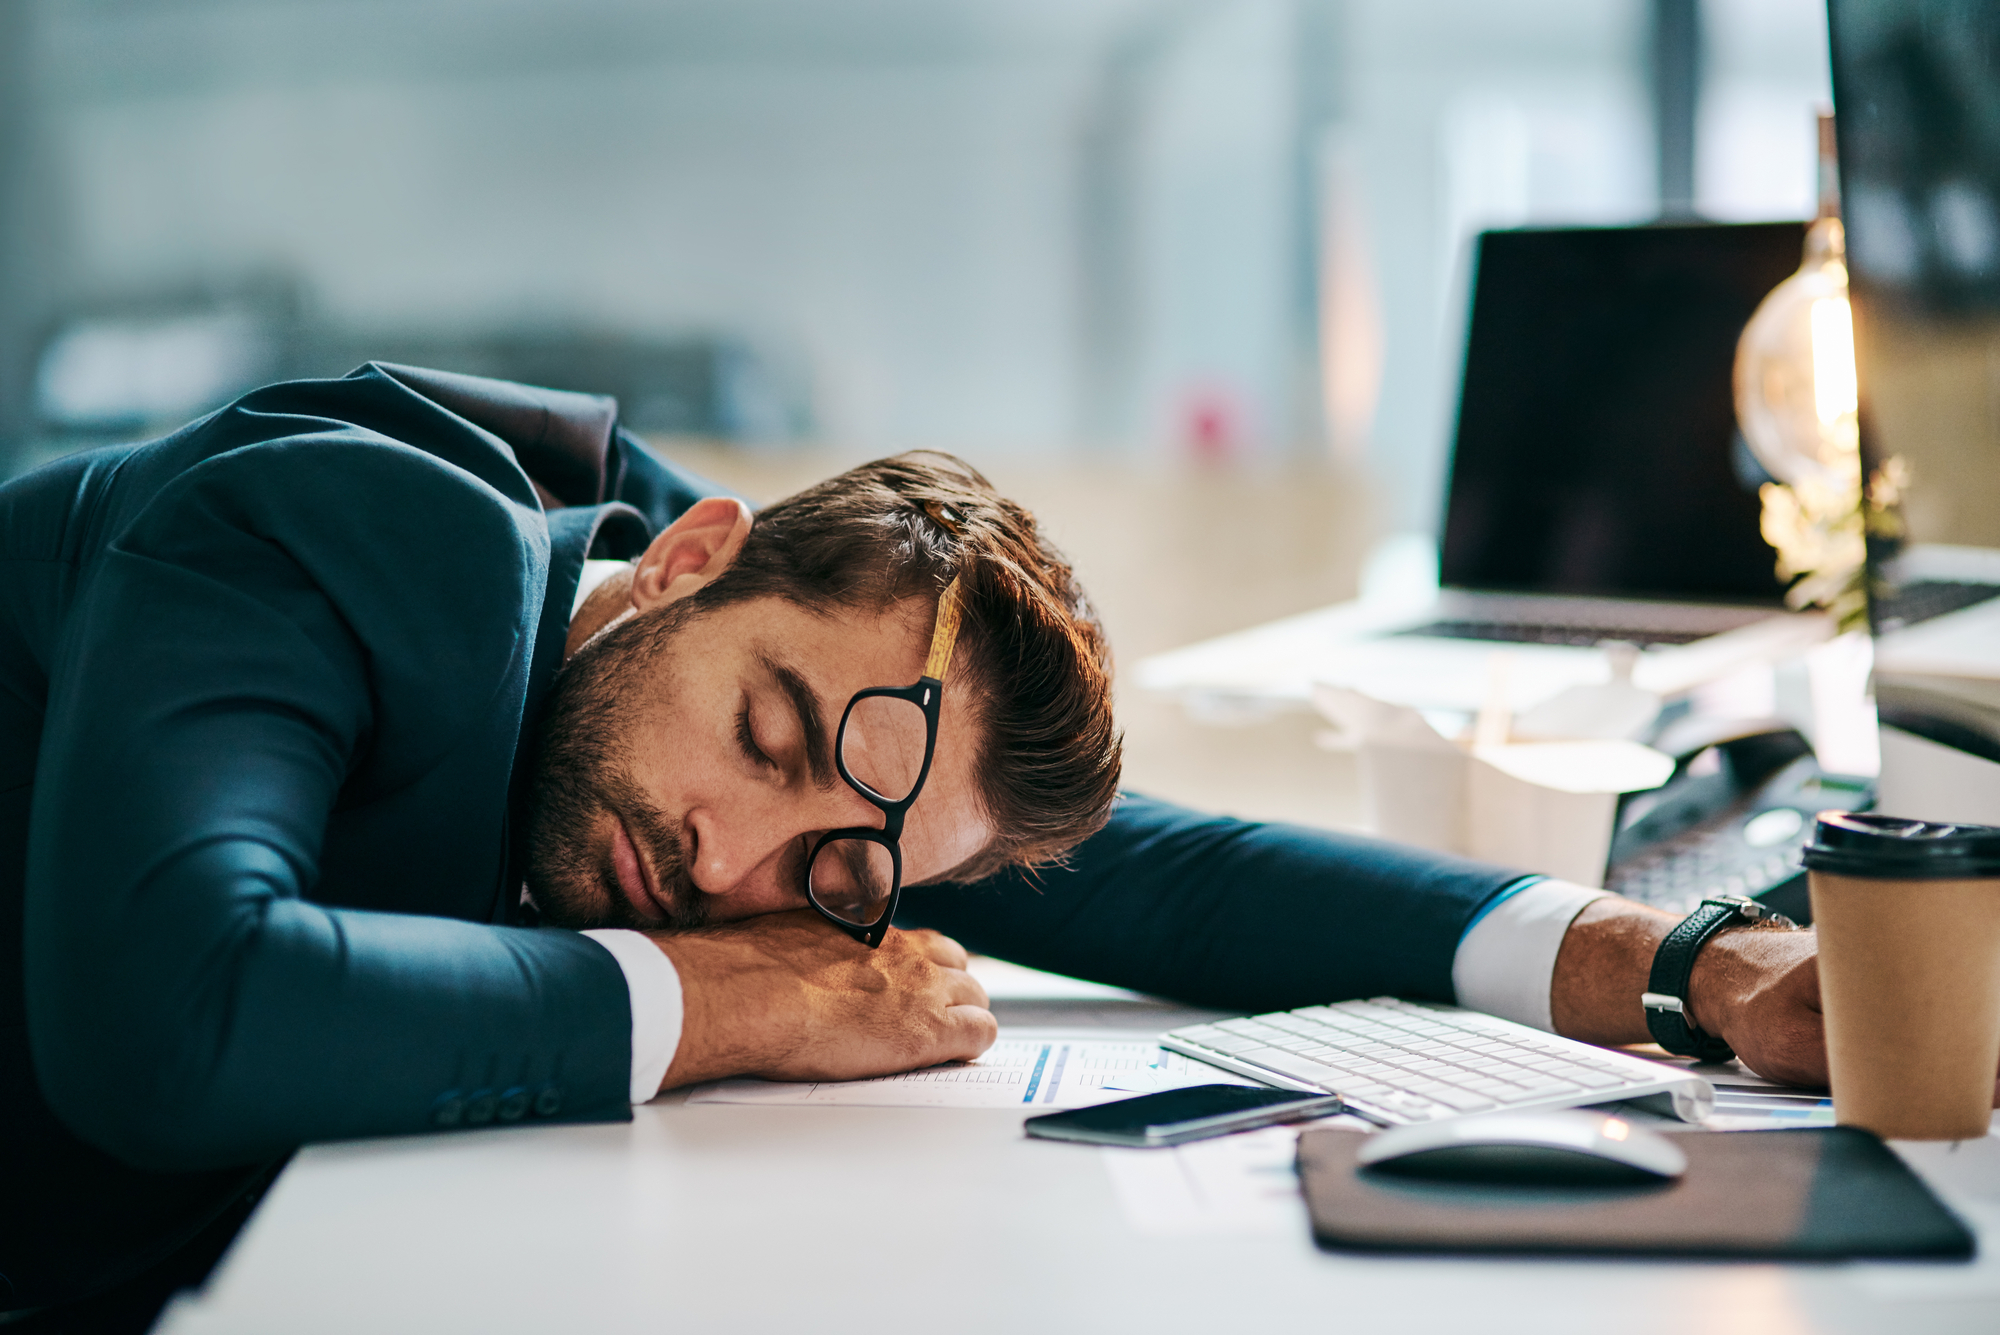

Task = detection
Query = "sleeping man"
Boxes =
[0,364,1822,1314]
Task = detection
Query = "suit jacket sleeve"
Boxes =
[24,440,634,1173]
[905,793,1526,1013]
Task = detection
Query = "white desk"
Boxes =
[155,999,2000,1335]
[1130,595,1832,718]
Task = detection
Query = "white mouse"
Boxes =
[1355,1109,1688,1185]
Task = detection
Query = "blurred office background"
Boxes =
[0,0,1834,820]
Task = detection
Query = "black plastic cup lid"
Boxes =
[1802,811,2000,880]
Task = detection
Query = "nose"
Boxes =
[682,805,804,915]
[683,788,881,918]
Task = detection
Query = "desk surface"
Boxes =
[155,998,2000,1335]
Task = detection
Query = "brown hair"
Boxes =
[684,452,1121,880]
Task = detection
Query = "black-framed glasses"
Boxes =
[804,576,964,947]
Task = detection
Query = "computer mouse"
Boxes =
[1355,1110,1688,1186]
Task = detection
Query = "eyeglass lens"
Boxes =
[807,837,898,927]
[808,693,932,928]
[839,694,931,802]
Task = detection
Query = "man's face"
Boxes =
[526,591,993,932]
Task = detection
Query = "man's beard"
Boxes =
[525,602,711,932]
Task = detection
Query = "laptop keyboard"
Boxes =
[1390,580,2000,646]
[1165,997,1711,1125]
[1394,619,1707,647]
[1871,579,2000,633]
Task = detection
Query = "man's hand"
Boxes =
[646,910,997,1093]
[1683,921,1825,1085]
[1554,896,2000,1105]
[1549,897,1827,1085]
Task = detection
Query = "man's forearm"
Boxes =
[649,912,995,1092]
[1547,898,1675,1044]
[1549,896,1827,1085]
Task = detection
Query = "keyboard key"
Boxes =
[1460,1078,1520,1097]
[1511,1077,1582,1094]
[1263,1016,1324,1036]
[1304,1052,1361,1068]
[1426,1089,1498,1112]
[1267,1036,1322,1053]
[1341,1062,1399,1078]
[1290,1006,1343,1022]
[1189,1033,1263,1055]
[1236,1047,1342,1090]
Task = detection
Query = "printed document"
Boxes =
[684,1030,1254,1109]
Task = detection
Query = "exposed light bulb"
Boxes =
[1810,294,1857,427]
[1735,109,1882,633]
[1734,216,1860,488]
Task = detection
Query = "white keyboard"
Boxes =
[1164,997,1713,1125]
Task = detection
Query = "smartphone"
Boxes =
[1023,1084,1345,1148]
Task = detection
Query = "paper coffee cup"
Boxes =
[1803,813,2000,1141]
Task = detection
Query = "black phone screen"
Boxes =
[1028,1084,1325,1140]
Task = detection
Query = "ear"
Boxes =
[628,496,754,612]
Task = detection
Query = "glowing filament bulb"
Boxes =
[1810,291,1857,427]
[1734,215,1859,487]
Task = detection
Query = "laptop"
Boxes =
[1368,223,1831,705]
[1141,222,1845,714]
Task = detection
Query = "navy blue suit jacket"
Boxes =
[0,364,1522,1307]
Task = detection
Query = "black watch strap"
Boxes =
[1642,895,1795,1061]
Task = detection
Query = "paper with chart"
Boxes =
[684,1031,1257,1109]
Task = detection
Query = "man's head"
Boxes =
[526,452,1121,932]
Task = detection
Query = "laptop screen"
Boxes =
[1439,223,1807,605]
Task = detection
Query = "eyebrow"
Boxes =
[758,653,836,790]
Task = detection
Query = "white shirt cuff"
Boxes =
[581,929,685,1103]
[1450,879,1608,1032]
[571,559,632,619]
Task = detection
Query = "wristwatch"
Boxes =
[1642,895,1797,1061]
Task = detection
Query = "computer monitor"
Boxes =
[1834,1,2000,549]
[1441,223,1805,605]
[1830,0,2000,819]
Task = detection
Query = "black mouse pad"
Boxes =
[1297,1126,1975,1260]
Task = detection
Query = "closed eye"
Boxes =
[735,701,778,772]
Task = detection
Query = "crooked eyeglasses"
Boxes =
[802,575,964,948]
